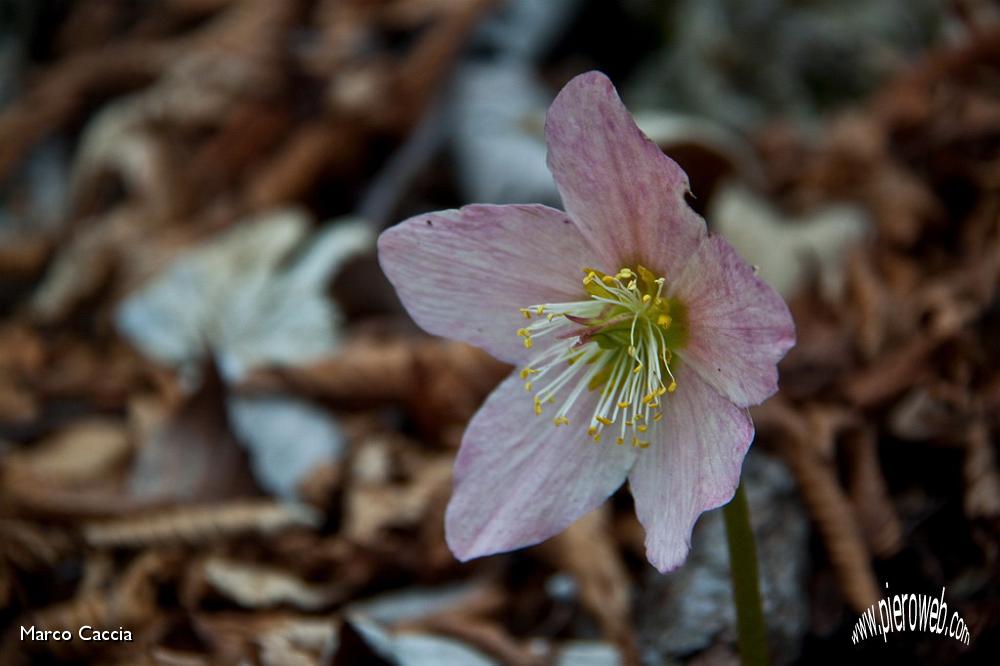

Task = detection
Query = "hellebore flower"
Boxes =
[378,71,795,572]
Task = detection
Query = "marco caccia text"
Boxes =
[21,626,133,642]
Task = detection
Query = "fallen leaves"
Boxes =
[0,1,998,663]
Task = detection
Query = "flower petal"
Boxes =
[545,71,706,277]
[628,366,753,572]
[378,204,595,365]
[671,234,795,408]
[446,371,637,560]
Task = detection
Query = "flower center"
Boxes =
[516,266,687,448]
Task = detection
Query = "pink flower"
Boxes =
[378,71,795,572]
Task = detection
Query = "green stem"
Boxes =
[722,481,770,666]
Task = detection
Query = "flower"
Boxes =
[377,71,795,572]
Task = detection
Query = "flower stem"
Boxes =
[722,481,770,666]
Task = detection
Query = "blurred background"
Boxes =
[0,0,998,664]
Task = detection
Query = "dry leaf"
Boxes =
[84,501,321,549]
[202,556,346,610]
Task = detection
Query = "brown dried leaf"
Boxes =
[128,365,257,503]
[190,611,337,665]
[256,617,338,666]
[4,418,131,487]
[201,556,346,611]
[83,500,321,549]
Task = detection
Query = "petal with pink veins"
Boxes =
[628,365,754,573]
[545,71,706,277]
[671,234,796,408]
[446,371,637,560]
[378,204,595,365]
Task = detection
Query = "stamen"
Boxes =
[516,264,684,448]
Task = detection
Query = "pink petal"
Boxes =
[545,71,706,277]
[628,366,753,573]
[671,234,795,408]
[378,204,594,365]
[446,371,637,560]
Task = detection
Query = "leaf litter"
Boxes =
[0,2,997,664]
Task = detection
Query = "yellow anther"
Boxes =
[627,345,636,356]
[516,328,529,337]
[633,363,642,374]
[642,392,657,404]
[615,437,625,445]
[625,420,634,427]
[642,294,651,304]
[523,337,533,349]
[588,425,597,436]
[536,305,545,314]
[638,440,650,449]
[648,401,660,409]
[637,424,649,433]
[667,380,677,393]
[524,382,533,392]
[547,313,556,321]
[596,415,613,426]
[631,437,640,448]
[592,433,602,443]
[658,314,672,329]
[533,399,542,415]
[653,413,664,422]
[601,275,616,285]
[617,401,631,409]
[519,367,538,379]
[657,386,667,396]
[553,415,569,427]
[583,271,598,285]
[520,308,532,319]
